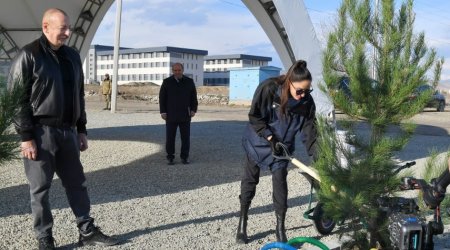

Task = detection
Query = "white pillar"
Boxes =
[111,0,122,113]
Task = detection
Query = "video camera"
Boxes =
[377,177,444,250]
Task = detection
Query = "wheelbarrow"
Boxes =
[273,142,336,235]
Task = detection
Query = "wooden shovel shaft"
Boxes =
[291,158,321,182]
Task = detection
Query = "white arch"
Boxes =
[0,0,333,116]
[242,0,333,117]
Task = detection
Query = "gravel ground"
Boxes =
[1,99,450,249]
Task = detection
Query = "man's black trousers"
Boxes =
[24,125,93,239]
[239,156,288,214]
[165,121,190,160]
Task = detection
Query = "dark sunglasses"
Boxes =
[290,82,313,95]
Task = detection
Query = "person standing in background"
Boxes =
[101,73,112,110]
[159,63,198,165]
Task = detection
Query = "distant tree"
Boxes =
[316,0,443,248]
[0,41,23,165]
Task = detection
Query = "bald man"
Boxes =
[8,8,118,249]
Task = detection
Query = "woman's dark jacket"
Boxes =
[242,78,317,171]
[7,35,86,141]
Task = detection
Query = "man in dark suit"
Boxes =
[159,63,198,165]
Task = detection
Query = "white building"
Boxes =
[87,46,207,86]
[83,45,123,84]
[204,54,271,72]
[203,54,271,86]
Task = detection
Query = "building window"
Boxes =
[139,63,143,68]
[171,52,182,58]
[132,63,137,68]
[217,60,221,64]
[163,62,168,67]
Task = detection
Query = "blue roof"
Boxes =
[229,66,281,71]
[205,54,272,61]
[90,44,129,51]
[96,46,208,56]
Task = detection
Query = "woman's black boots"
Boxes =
[275,211,287,242]
[236,203,250,244]
[423,168,450,208]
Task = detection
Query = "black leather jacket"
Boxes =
[8,35,86,141]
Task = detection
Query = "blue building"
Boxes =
[203,54,272,86]
[229,66,281,105]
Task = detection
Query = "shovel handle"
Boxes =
[291,158,321,182]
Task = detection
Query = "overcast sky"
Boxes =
[92,0,450,81]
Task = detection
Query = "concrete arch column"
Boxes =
[243,0,333,116]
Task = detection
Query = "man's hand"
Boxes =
[21,140,37,160]
[190,111,196,117]
[78,133,88,152]
[161,113,167,120]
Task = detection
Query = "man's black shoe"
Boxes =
[168,159,175,165]
[38,236,55,250]
[182,158,190,164]
[78,226,119,246]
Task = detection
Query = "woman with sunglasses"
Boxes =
[236,60,317,244]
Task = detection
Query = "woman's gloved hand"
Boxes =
[268,135,283,156]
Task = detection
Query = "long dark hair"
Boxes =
[278,60,312,114]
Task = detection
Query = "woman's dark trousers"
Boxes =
[237,156,288,243]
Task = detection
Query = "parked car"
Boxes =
[335,78,445,112]
[413,85,446,112]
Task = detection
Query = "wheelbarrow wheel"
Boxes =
[313,202,336,235]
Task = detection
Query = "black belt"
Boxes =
[35,117,74,129]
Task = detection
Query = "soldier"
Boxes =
[102,73,112,110]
